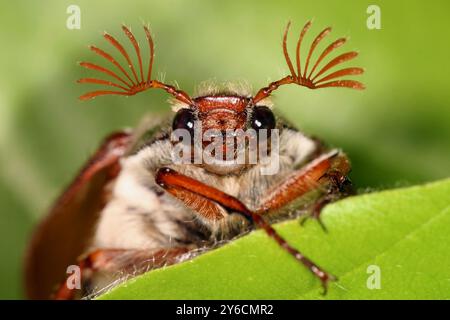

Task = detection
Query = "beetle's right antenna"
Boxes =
[252,21,365,104]
[78,25,195,106]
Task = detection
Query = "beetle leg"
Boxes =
[53,247,191,300]
[155,167,336,293]
[161,185,231,222]
[256,150,352,230]
[300,173,354,231]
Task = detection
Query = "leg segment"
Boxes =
[163,185,229,222]
[257,150,352,230]
[301,168,354,230]
[155,167,335,292]
[25,131,133,300]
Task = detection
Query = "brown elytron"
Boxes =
[253,21,364,103]
[26,21,363,300]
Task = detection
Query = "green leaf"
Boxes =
[99,179,450,300]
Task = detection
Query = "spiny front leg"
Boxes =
[155,167,335,293]
[301,166,354,231]
[54,247,191,300]
[157,177,251,239]
[257,150,352,230]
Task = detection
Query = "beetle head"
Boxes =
[78,22,365,174]
[171,94,276,175]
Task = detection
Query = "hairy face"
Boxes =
[171,95,277,175]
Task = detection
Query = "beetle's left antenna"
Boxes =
[78,25,194,106]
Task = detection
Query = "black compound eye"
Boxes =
[250,106,276,130]
[172,108,196,132]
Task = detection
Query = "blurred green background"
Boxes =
[0,0,449,299]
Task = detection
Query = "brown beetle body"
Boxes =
[25,21,363,299]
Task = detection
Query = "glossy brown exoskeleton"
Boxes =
[25,21,364,299]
